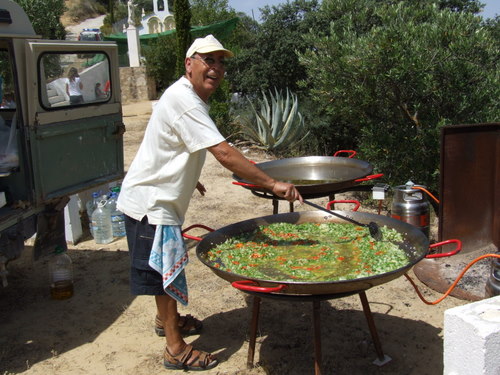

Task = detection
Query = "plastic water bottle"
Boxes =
[86,192,100,237]
[107,192,126,237]
[49,246,74,300]
[91,200,113,244]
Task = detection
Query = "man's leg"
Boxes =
[157,294,218,369]
[155,294,184,354]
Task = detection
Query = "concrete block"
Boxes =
[444,295,500,375]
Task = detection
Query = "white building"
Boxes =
[136,0,175,35]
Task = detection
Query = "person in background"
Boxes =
[65,67,83,104]
[94,82,106,99]
[117,34,303,371]
[0,93,15,108]
[103,80,110,97]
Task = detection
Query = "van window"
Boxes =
[39,52,111,109]
[0,48,19,175]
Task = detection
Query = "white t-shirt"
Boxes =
[117,76,225,225]
[66,77,82,96]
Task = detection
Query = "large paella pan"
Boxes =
[194,211,460,296]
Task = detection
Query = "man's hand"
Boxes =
[271,181,303,203]
[196,181,206,196]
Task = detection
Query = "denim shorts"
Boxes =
[124,215,166,295]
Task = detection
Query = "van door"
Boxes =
[22,40,124,203]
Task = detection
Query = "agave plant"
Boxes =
[238,88,309,152]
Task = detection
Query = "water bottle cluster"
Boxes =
[86,186,126,244]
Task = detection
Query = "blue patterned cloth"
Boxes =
[148,225,189,305]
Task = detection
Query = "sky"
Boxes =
[227,0,500,22]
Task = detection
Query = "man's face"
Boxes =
[185,51,227,102]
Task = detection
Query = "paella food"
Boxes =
[206,222,409,282]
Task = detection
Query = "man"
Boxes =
[117,34,302,371]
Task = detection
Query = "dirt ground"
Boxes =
[0,101,476,375]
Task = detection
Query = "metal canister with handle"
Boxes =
[391,181,430,238]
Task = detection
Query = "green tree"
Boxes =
[299,0,499,191]
[484,15,500,40]
[190,0,235,25]
[229,0,326,95]
[143,35,178,93]
[14,0,66,40]
[174,0,192,77]
[438,0,483,13]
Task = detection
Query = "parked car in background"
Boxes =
[78,28,103,41]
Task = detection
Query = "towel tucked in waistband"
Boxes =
[148,225,189,305]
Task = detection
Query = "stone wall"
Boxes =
[119,66,157,104]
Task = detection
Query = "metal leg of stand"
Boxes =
[312,300,322,375]
[358,291,392,366]
[247,296,261,369]
[328,193,335,204]
[272,199,279,215]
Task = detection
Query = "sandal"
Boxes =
[155,314,203,337]
[164,344,218,371]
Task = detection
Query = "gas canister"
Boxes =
[391,181,430,238]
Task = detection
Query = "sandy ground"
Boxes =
[0,100,480,375]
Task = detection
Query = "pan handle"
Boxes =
[425,239,462,258]
[181,224,214,242]
[355,173,384,182]
[232,181,262,189]
[326,200,361,211]
[333,150,357,158]
[232,280,286,293]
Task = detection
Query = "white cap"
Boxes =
[185,34,234,58]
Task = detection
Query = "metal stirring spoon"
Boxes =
[303,199,382,241]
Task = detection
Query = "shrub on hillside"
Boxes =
[67,0,105,23]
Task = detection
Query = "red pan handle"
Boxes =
[326,200,361,211]
[232,280,286,293]
[333,150,357,158]
[232,181,261,188]
[181,224,214,242]
[355,173,384,182]
[425,239,462,258]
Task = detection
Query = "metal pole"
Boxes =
[247,295,261,368]
[312,300,322,375]
[272,198,279,215]
[358,291,389,364]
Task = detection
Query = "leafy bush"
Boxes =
[209,80,239,139]
[299,0,499,191]
[15,0,66,40]
[142,35,178,95]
